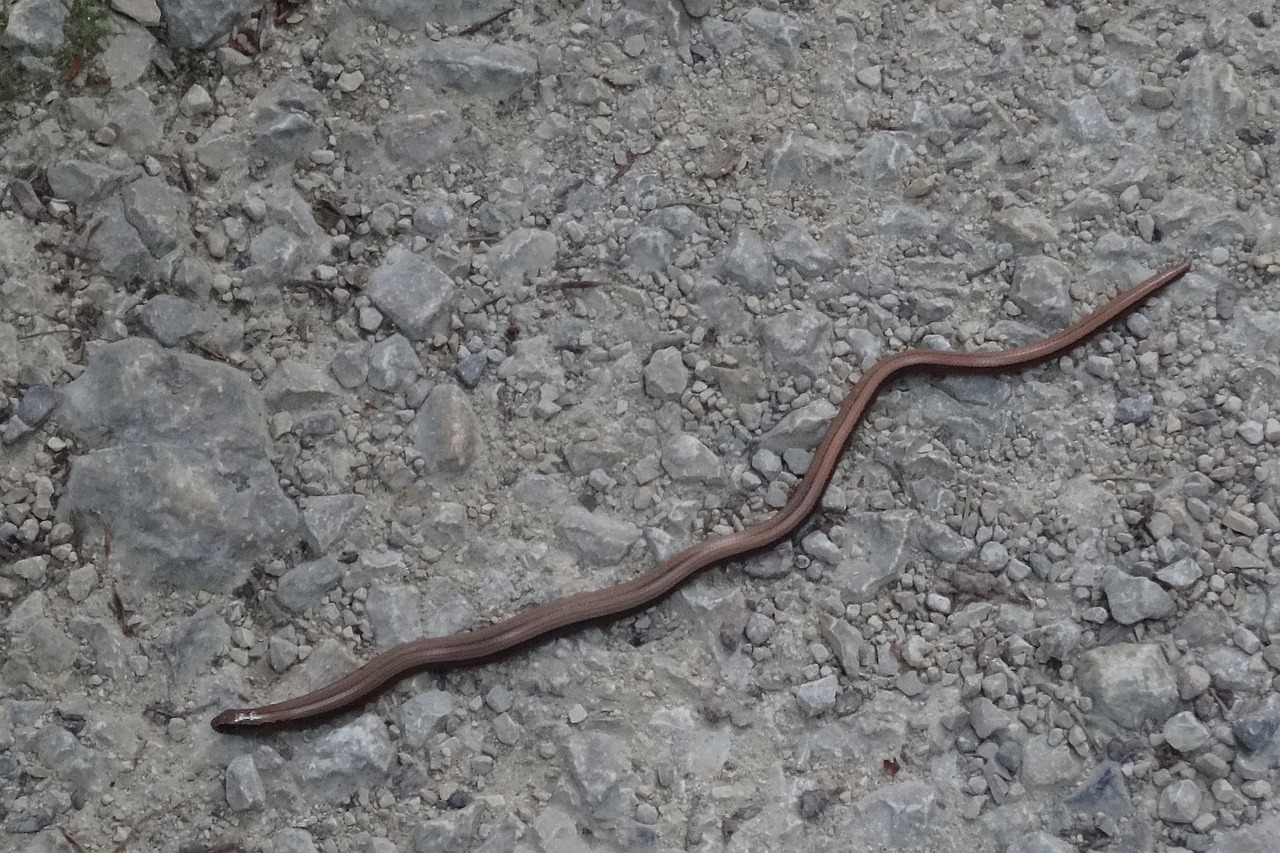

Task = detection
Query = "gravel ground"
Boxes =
[2,1,1280,851]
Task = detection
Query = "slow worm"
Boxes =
[212,260,1191,732]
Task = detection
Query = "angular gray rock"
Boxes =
[275,556,347,613]
[164,603,230,682]
[122,176,189,257]
[1104,571,1176,625]
[58,339,300,589]
[296,714,395,801]
[844,781,941,847]
[1076,643,1179,729]
[1006,831,1073,853]
[1157,778,1201,824]
[365,247,457,341]
[365,582,423,650]
[1010,256,1071,328]
[644,346,689,401]
[410,384,479,476]
[160,0,241,49]
[367,333,421,392]
[565,731,633,817]
[795,674,838,717]
[488,228,557,285]
[416,38,538,98]
[225,754,266,812]
[399,689,455,748]
[718,226,774,293]
[660,434,724,483]
[556,505,640,566]
[759,309,831,379]
[759,399,838,452]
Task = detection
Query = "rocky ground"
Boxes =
[2,0,1280,851]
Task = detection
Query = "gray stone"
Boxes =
[489,228,558,285]
[1077,643,1179,729]
[1207,813,1280,853]
[410,384,479,476]
[138,294,201,346]
[365,583,423,650]
[412,197,457,238]
[1006,831,1073,853]
[744,611,775,646]
[564,437,627,476]
[246,226,311,283]
[2,0,66,50]
[455,351,487,388]
[301,494,366,552]
[1060,94,1115,144]
[1232,693,1280,754]
[832,557,900,603]
[164,604,230,682]
[366,247,457,341]
[159,0,241,49]
[1010,256,1071,328]
[410,810,476,853]
[273,828,320,853]
[627,226,674,274]
[1157,557,1202,589]
[1064,762,1131,819]
[1021,735,1081,789]
[367,334,420,392]
[225,754,266,811]
[969,697,1011,739]
[759,399,838,453]
[297,714,394,800]
[46,160,126,205]
[113,0,161,27]
[485,685,513,714]
[400,689,455,748]
[565,731,632,816]
[122,176,188,257]
[917,519,975,562]
[978,540,1010,572]
[1163,711,1211,753]
[556,506,640,566]
[87,198,153,279]
[58,339,300,589]
[1157,779,1201,824]
[14,383,58,427]
[420,577,476,637]
[718,227,774,293]
[819,616,862,676]
[844,781,940,847]
[771,221,837,279]
[795,674,838,717]
[492,712,522,747]
[32,724,106,804]
[495,336,564,386]
[276,556,346,613]
[1202,645,1269,694]
[743,8,806,68]
[1104,571,1176,624]
[1181,56,1247,145]
[759,309,831,379]
[660,434,724,483]
[416,38,538,98]
[330,343,370,389]
[261,359,342,433]
[643,346,689,401]
[378,110,468,169]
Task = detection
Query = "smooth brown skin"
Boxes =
[213,260,1192,732]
